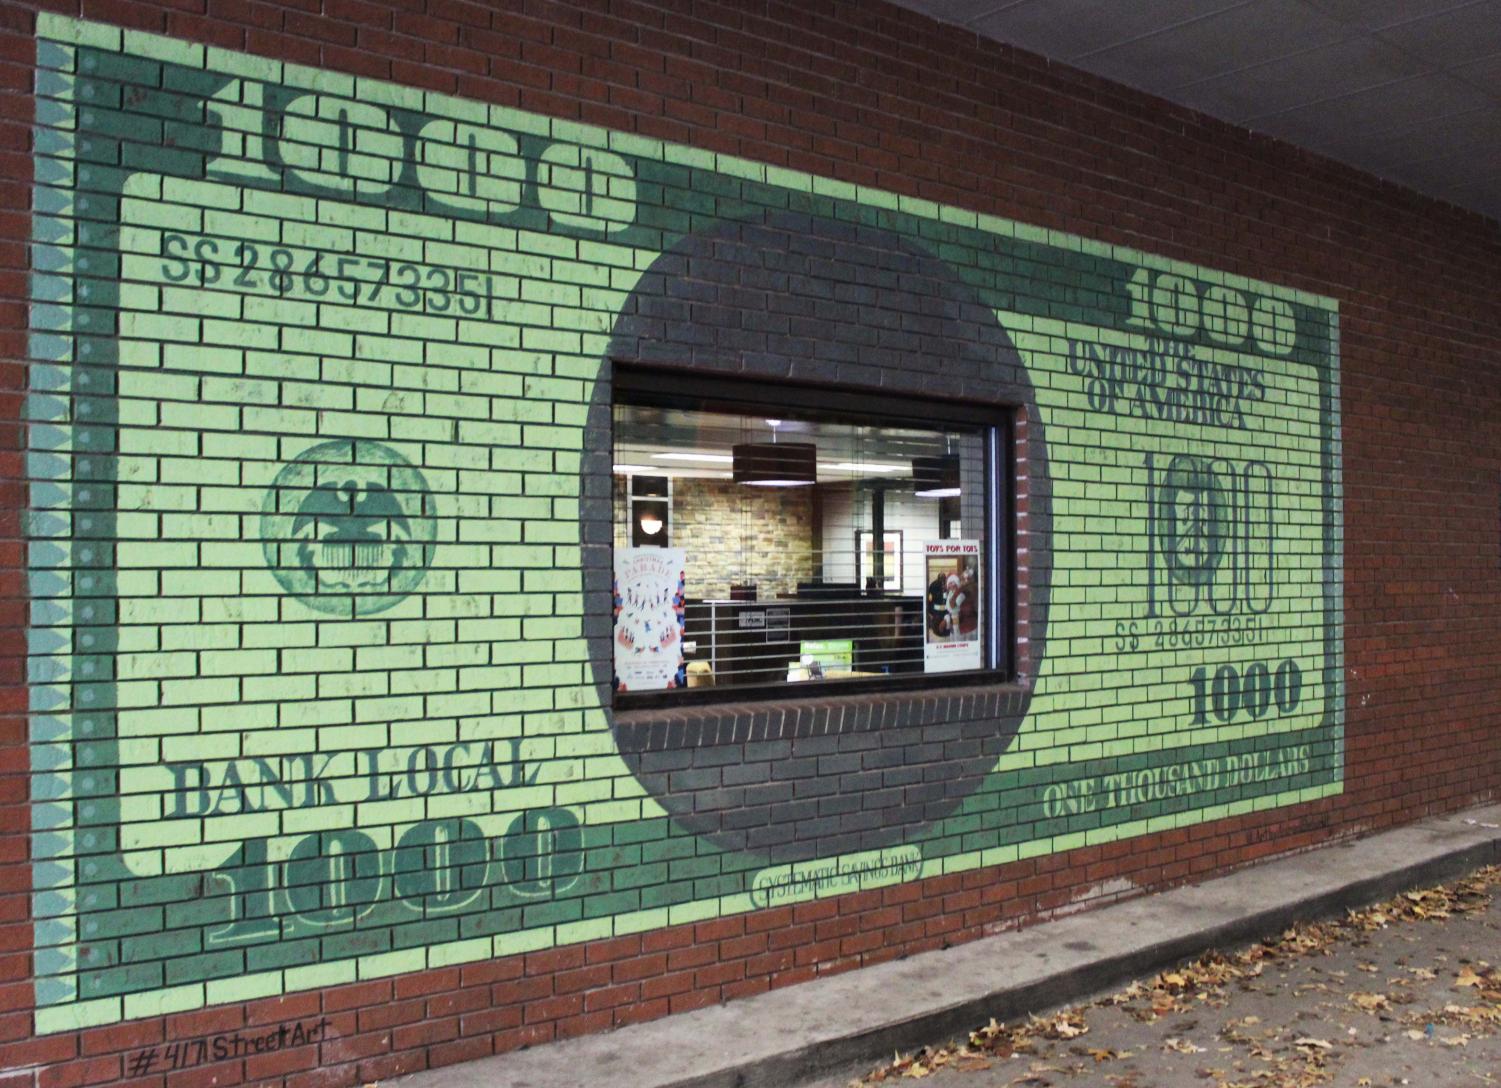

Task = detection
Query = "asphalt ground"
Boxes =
[807,866,1501,1088]
[395,806,1501,1088]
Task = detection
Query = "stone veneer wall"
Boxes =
[613,475,815,599]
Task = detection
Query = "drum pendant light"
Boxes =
[912,454,961,498]
[733,419,817,487]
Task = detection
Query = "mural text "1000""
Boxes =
[202,79,638,233]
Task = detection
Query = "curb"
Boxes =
[397,804,1501,1088]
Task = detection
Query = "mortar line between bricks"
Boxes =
[392,805,1501,1088]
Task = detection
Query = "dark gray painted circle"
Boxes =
[593,211,1053,862]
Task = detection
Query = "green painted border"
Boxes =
[29,30,82,1014]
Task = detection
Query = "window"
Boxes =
[611,368,1011,704]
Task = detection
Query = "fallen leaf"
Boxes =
[1032,1012,1089,1040]
[1163,1037,1206,1054]
[842,866,1501,1085]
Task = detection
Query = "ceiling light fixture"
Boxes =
[733,442,818,487]
[821,461,905,474]
[733,419,816,487]
[651,452,736,464]
[912,454,961,498]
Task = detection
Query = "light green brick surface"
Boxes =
[28,13,1342,1031]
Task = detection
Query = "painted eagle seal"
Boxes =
[292,479,415,592]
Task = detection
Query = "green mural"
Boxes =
[27,15,1343,1034]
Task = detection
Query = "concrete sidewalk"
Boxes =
[395,804,1501,1088]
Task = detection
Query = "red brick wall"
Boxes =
[1,2,37,1083]
[2,1,1499,1085]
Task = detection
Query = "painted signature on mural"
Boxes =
[128,1019,332,1076]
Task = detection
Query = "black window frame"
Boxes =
[611,364,1017,710]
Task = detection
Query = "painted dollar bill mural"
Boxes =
[27,15,1342,1032]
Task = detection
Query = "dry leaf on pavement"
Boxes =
[1293,1036,1333,1050]
[1455,965,1487,988]
[847,867,1501,1086]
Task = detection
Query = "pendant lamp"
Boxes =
[733,418,817,487]
[733,441,817,487]
[912,454,961,498]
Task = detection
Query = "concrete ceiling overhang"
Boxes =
[887,0,1501,223]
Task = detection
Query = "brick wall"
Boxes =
[0,2,1498,1087]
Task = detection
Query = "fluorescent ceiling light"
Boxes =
[652,452,735,464]
[614,464,731,479]
[820,462,904,473]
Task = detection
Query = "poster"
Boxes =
[613,548,687,691]
[924,540,983,673]
[856,530,903,591]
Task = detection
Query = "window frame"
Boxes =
[611,364,1016,709]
